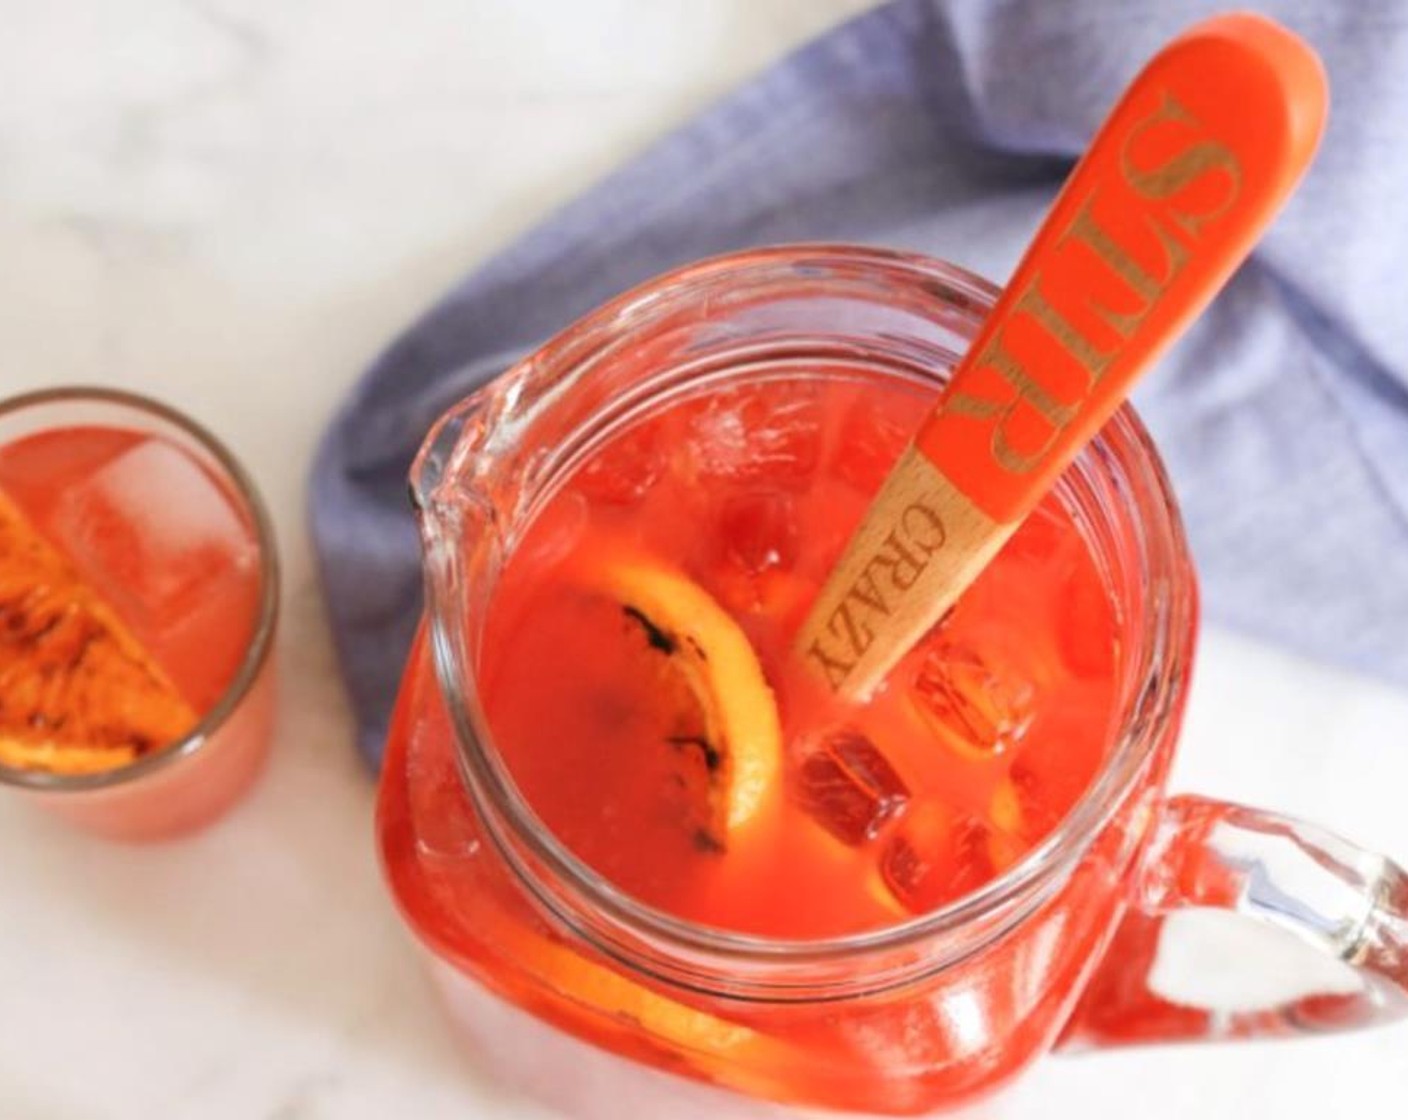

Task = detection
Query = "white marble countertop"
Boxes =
[2,3,1406,1117]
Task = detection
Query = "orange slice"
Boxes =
[0,490,197,774]
[458,887,802,1098]
[513,918,762,1054]
[587,552,782,847]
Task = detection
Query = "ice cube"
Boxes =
[834,397,911,493]
[880,805,997,913]
[1000,763,1058,844]
[0,426,136,497]
[719,491,798,576]
[793,728,909,846]
[574,425,661,505]
[984,781,1031,868]
[1056,570,1120,679]
[52,437,256,629]
[683,384,822,486]
[411,740,485,860]
[1001,499,1121,681]
[51,437,260,705]
[999,501,1070,567]
[1003,712,1103,844]
[988,776,1025,835]
[515,490,588,573]
[909,641,1036,760]
[711,564,811,623]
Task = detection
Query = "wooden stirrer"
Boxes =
[795,13,1328,699]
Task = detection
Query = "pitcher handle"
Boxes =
[1060,794,1408,1049]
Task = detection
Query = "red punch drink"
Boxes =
[377,249,1201,1117]
[0,389,278,840]
[478,374,1119,938]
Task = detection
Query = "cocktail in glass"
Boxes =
[0,388,279,840]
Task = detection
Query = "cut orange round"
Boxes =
[585,550,782,849]
[456,883,802,1099]
[0,490,197,775]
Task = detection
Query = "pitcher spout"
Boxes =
[410,394,487,519]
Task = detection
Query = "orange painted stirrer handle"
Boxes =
[795,14,1326,699]
[919,13,1327,523]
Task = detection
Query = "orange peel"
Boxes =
[588,552,782,843]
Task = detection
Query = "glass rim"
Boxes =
[0,385,280,793]
[418,243,1197,982]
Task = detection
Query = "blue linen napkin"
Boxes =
[310,0,1408,769]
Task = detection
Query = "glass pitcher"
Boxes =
[376,245,1408,1117]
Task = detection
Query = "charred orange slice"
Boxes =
[516,918,762,1054]
[587,552,782,848]
[459,889,801,1097]
[0,490,197,774]
[986,778,1039,870]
